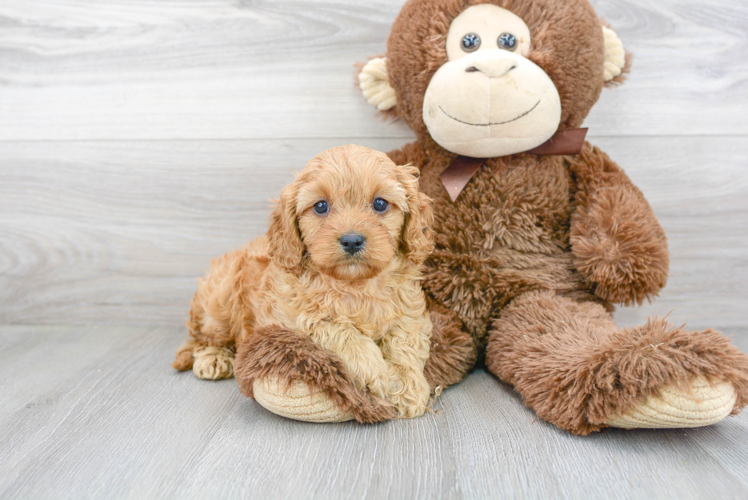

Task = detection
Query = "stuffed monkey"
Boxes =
[236,0,748,434]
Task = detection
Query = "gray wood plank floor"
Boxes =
[1,0,748,498]
[1,325,747,500]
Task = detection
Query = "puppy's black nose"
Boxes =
[340,232,366,255]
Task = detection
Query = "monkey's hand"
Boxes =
[569,145,669,306]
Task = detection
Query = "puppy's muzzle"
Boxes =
[340,232,366,255]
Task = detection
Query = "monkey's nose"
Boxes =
[466,58,517,78]
[340,232,366,255]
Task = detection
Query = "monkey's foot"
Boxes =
[235,327,396,424]
[607,377,736,429]
[485,290,748,435]
[253,376,353,422]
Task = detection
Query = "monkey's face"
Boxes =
[359,0,629,156]
[422,4,561,158]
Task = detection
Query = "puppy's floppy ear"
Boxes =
[398,164,434,266]
[267,181,304,276]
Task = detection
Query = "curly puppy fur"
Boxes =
[174,145,436,419]
[374,0,748,434]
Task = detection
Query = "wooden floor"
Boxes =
[0,325,747,499]
[1,0,748,498]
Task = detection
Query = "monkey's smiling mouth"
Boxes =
[439,100,541,127]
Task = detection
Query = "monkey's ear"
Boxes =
[358,57,397,111]
[602,26,631,86]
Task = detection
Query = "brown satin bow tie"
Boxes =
[440,128,588,202]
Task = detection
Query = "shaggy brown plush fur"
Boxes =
[485,290,748,434]
[374,0,748,434]
[568,145,669,305]
[423,299,478,390]
[235,327,397,423]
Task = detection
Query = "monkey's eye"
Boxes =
[313,200,329,215]
[461,33,481,52]
[498,33,517,51]
[372,198,389,214]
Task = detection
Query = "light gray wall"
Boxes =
[1,0,746,332]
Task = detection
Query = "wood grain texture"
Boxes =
[0,0,746,141]
[0,325,746,500]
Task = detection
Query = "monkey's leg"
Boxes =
[424,299,477,391]
[485,290,748,435]
[235,327,396,423]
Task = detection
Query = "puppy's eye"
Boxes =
[313,200,329,215]
[372,198,389,214]
[461,33,481,53]
[497,33,517,51]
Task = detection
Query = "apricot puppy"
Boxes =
[173,145,434,418]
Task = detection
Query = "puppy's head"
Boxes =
[267,145,433,281]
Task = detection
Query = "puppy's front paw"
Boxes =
[193,346,234,380]
[346,346,391,399]
[387,367,431,419]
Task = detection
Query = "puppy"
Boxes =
[173,145,434,418]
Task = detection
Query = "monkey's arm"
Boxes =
[567,143,669,306]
